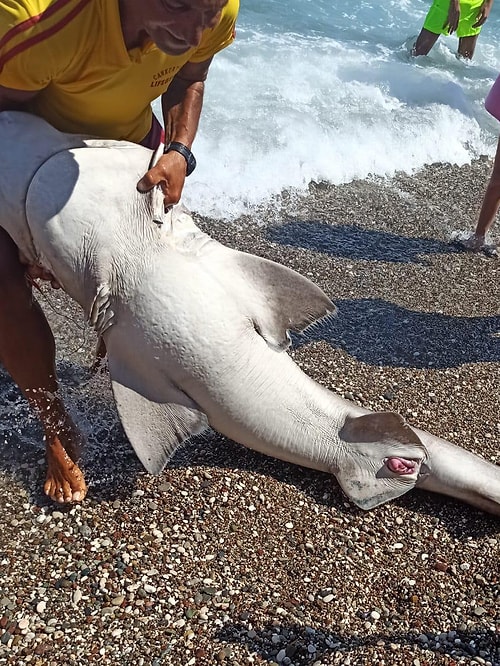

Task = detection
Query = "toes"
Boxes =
[44,479,67,503]
[44,431,87,503]
[43,478,65,503]
[44,470,87,504]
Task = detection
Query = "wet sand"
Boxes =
[0,158,499,666]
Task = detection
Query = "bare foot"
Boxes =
[449,230,498,256]
[462,234,487,252]
[463,236,499,257]
[450,229,485,251]
[44,417,87,503]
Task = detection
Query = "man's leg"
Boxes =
[458,35,479,59]
[412,28,440,56]
[0,227,87,502]
[457,137,500,252]
[474,137,500,240]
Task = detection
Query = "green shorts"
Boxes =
[423,0,484,37]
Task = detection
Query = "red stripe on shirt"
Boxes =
[0,0,91,73]
[0,0,76,51]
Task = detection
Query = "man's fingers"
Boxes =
[25,264,61,289]
[137,163,170,193]
[137,157,186,205]
[443,8,459,34]
[473,12,486,27]
[136,170,157,193]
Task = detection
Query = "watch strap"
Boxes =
[164,141,196,176]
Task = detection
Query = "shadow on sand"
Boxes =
[216,621,499,665]
[266,220,461,264]
[293,298,500,369]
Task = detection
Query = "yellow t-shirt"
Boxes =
[0,0,238,142]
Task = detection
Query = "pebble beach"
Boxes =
[0,158,499,666]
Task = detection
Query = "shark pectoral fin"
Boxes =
[111,379,209,475]
[335,412,428,510]
[231,252,336,350]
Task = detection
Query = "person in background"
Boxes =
[454,74,500,255]
[0,0,239,504]
[412,0,493,59]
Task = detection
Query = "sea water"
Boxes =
[152,0,500,220]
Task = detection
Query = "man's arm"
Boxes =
[162,59,211,149]
[444,0,460,34]
[473,0,494,27]
[136,58,213,206]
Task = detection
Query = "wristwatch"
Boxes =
[164,141,197,176]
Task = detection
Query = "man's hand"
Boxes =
[136,150,187,206]
[473,0,493,27]
[443,1,460,34]
[19,251,61,289]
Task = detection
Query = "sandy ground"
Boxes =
[0,158,499,666]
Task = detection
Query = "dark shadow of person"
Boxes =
[293,298,500,369]
[267,220,460,264]
[215,621,499,665]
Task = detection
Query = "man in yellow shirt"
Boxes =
[0,0,238,503]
